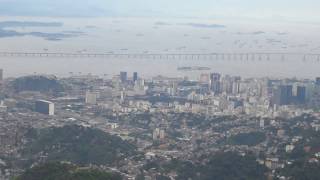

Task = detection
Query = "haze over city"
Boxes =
[0,1,320,180]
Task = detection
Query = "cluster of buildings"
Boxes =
[1,69,320,179]
[99,71,318,119]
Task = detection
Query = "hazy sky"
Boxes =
[0,0,319,22]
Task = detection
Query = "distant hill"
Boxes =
[11,75,64,93]
[21,125,136,166]
[15,162,122,180]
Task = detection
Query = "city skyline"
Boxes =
[0,1,320,180]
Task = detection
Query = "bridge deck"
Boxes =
[0,52,318,61]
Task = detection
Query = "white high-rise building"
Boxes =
[120,90,126,103]
[85,91,98,104]
[260,119,265,129]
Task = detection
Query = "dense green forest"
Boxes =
[277,130,320,180]
[150,152,268,180]
[21,125,136,166]
[228,132,266,146]
[277,160,320,180]
[15,162,122,180]
[176,152,267,180]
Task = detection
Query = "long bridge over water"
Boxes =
[0,52,319,61]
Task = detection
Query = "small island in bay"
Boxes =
[177,66,211,71]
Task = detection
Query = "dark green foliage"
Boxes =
[156,174,171,180]
[228,132,266,146]
[69,169,122,180]
[288,144,308,160]
[15,162,122,180]
[119,113,152,129]
[12,75,64,93]
[172,152,267,180]
[22,125,136,166]
[280,160,320,180]
[135,173,145,180]
[286,130,320,160]
[169,112,236,130]
[143,161,160,171]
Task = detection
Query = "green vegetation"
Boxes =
[168,112,236,130]
[279,160,320,180]
[228,132,266,146]
[155,175,171,180]
[22,125,136,166]
[12,75,64,93]
[286,129,320,160]
[163,152,267,180]
[15,162,122,180]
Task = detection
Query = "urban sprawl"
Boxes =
[1,69,320,179]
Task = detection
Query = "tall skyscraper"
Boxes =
[286,85,293,100]
[296,86,306,104]
[133,72,138,82]
[210,73,221,94]
[120,90,126,102]
[210,73,221,82]
[0,69,3,81]
[231,76,241,95]
[316,77,320,86]
[120,71,127,83]
[272,85,293,106]
[232,82,240,94]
